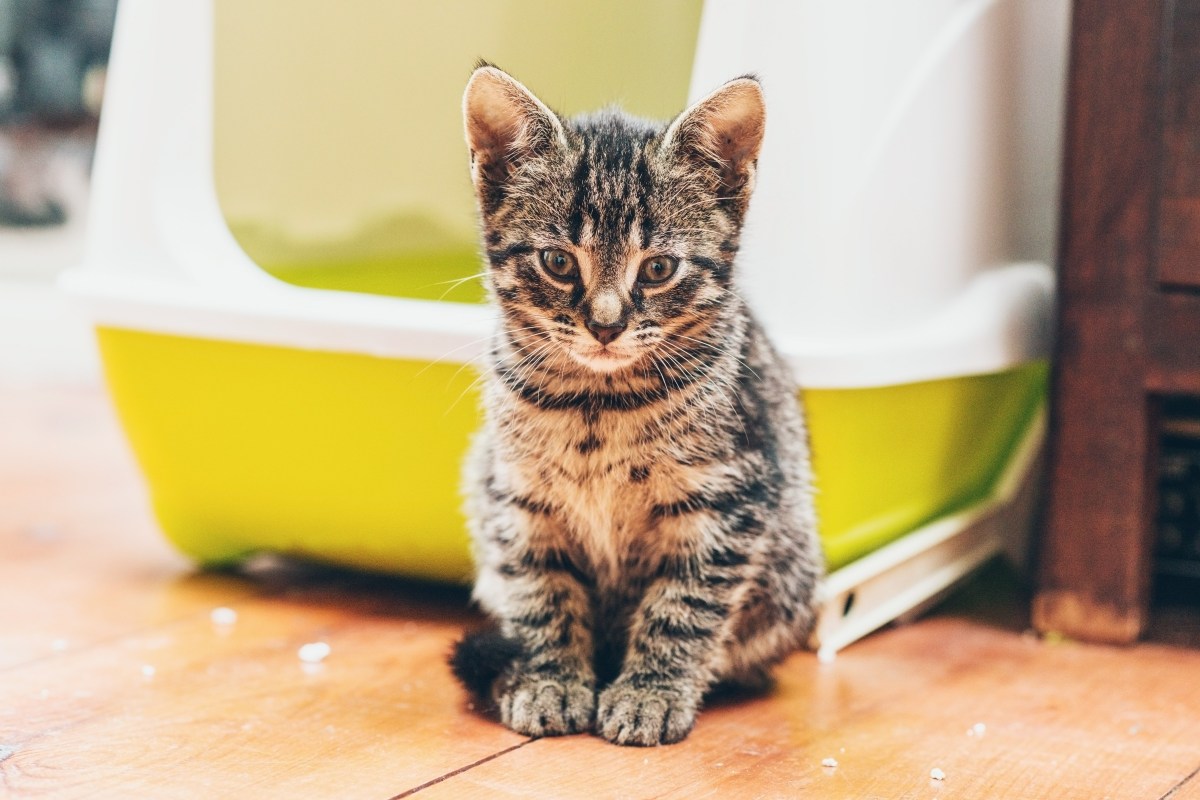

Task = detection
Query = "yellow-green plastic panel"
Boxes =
[806,361,1048,568]
[97,327,480,582]
[239,247,488,305]
[96,327,1046,579]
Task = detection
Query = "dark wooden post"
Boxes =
[1034,0,1165,643]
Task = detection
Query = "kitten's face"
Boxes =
[463,67,765,376]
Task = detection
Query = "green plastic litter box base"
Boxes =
[95,326,1047,581]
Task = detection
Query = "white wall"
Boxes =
[0,134,101,386]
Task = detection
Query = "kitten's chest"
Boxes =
[557,468,641,573]
[505,405,675,576]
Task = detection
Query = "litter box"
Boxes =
[62,0,1068,656]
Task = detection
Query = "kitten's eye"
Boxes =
[540,249,579,279]
[637,256,678,285]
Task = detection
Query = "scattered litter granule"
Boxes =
[298,641,331,664]
[930,767,946,781]
[821,757,838,769]
[140,665,156,679]
[210,607,238,626]
[968,722,986,737]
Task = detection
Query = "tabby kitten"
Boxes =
[452,63,822,747]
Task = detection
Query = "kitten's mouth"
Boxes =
[570,346,638,373]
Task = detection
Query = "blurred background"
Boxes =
[0,0,116,385]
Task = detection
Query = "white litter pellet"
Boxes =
[969,722,986,737]
[141,664,156,679]
[210,607,238,626]
[298,641,331,664]
[930,767,946,781]
[821,757,838,768]
[24,523,60,541]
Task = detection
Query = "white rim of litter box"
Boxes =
[60,259,1052,389]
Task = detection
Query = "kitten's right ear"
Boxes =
[661,76,766,198]
[463,65,566,188]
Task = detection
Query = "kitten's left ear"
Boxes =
[662,76,766,196]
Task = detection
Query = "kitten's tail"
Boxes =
[449,625,523,698]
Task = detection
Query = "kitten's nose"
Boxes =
[586,319,627,345]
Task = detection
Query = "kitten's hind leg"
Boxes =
[708,664,775,700]
[449,625,523,701]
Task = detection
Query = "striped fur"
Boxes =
[455,65,822,746]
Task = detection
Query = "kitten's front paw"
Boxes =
[596,681,698,746]
[498,674,595,737]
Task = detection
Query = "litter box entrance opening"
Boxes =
[210,0,703,303]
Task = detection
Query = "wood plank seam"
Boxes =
[389,740,534,799]
[1159,763,1200,800]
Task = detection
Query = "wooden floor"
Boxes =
[4,385,1200,799]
